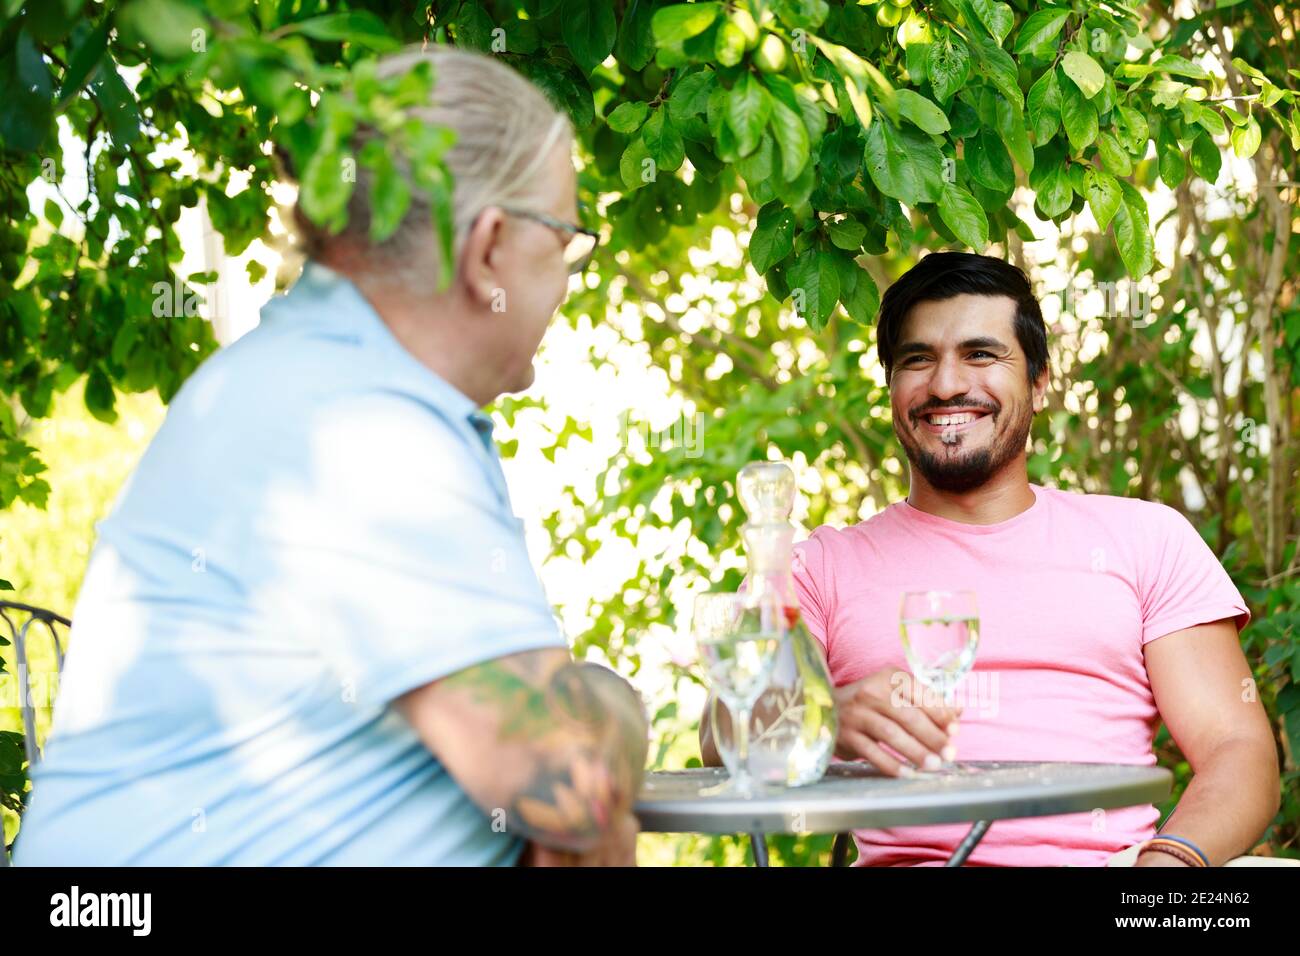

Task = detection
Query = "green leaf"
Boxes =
[57,18,112,105]
[607,101,650,133]
[769,98,810,181]
[117,0,209,59]
[299,149,355,229]
[970,0,1015,45]
[1152,54,1209,80]
[786,248,840,332]
[1189,130,1221,183]
[1085,169,1122,230]
[1060,77,1098,150]
[43,197,63,229]
[1184,101,1226,138]
[1114,105,1150,154]
[1096,132,1132,176]
[94,64,142,148]
[367,153,412,243]
[965,127,1015,193]
[0,31,54,151]
[863,117,944,205]
[280,11,398,51]
[452,3,496,51]
[1061,51,1105,99]
[896,89,950,134]
[1111,186,1154,278]
[970,35,1023,109]
[995,95,1033,173]
[1014,8,1071,55]
[84,365,118,424]
[651,2,721,44]
[642,107,685,171]
[841,263,880,325]
[562,0,618,75]
[727,73,772,157]
[518,58,595,129]
[842,80,873,129]
[615,0,657,71]
[750,202,796,272]
[620,134,654,191]
[1032,162,1073,218]
[927,34,969,104]
[743,133,769,193]
[1026,68,1062,143]
[937,182,989,251]
[825,217,867,251]
[670,69,716,124]
[1157,124,1186,189]
[1231,115,1261,159]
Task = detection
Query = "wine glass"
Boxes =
[899,590,979,773]
[693,591,783,797]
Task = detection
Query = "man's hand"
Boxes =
[519,811,639,867]
[833,668,961,776]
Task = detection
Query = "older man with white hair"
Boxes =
[15,47,646,867]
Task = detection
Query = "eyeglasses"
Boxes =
[497,206,600,274]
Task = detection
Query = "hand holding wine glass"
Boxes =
[899,590,979,773]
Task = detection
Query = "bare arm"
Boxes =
[1138,618,1280,866]
[394,647,649,854]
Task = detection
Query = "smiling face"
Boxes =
[888,294,1047,493]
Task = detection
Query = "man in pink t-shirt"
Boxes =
[726,252,1279,866]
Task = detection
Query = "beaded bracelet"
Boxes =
[1150,834,1211,866]
[1138,839,1206,867]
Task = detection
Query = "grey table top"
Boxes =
[634,761,1173,835]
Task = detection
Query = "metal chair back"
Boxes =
[1,600,70,865]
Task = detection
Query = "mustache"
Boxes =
[907,398,1000,423]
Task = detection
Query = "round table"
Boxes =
[634,761,1173,866]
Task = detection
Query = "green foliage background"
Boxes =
[1,0,1298,864]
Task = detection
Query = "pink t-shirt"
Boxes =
[791,484,1249,867]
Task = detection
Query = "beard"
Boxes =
[893,393,1035,493]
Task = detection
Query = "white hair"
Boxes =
[283,45,572,292]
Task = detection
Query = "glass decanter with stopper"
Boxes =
[708,460,837,786]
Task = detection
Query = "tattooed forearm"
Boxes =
[439,656,649,851]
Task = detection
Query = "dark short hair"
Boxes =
[876,252,1049,385]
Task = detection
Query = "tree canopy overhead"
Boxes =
[2,0,1299,864]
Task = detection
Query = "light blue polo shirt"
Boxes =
[14,262,565,865]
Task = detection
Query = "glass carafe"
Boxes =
[709,461,837,787]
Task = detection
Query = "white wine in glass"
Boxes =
[693,592,782,797]
[899,590,979,772]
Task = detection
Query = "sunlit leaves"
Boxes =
[1026,68,1062,143]
[937,183,989,252]
[863,117,944,205]
[563,0,617,75]
[927,33,970,104]
[651,3,721,45]
[786,247,839,332]
[727,72,772,157]
[749,202,795,273]
[1014,8,1071,55]
[1085,169,1122,231]
[1060,76,1099,150]
[1111,182,1154,278]
[1061,51,1105,99]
